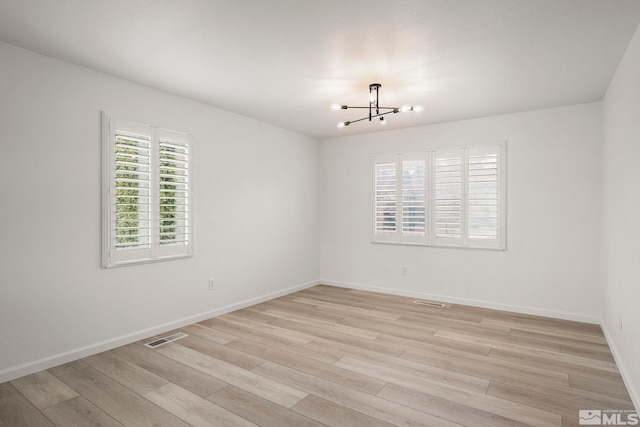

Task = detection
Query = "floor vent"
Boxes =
[145,332,188,348]
[414,300,449,308]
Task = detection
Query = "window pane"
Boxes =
[375,162,396,234]
[468,153,498,240]
[435,155,462,238]
[114,133,151,250]
[402,159,425,235]
[159,140,190,246]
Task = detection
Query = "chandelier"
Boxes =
[331,83,423,128]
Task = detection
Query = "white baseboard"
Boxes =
[0,279,320,384]
[320,279,601,324]
[601,321,640,413]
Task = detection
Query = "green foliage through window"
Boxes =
[114,134,151,249]
[159,141,189,245]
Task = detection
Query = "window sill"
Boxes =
[370,240,506,251]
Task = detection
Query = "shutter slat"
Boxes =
[116,133,151,144]
[116,161,151,170]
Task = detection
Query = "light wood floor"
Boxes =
[1,285,635,426]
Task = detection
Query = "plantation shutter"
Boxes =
[103,114,193,267]
[467,145,503,248]
[400,154,427,243]
[373,153,427,243]
[433,149,464,245]
[157,129,192,259]
[373,154,397,242]
[114,132,152,250]
[108,120,154,264]
[371,142,505,249]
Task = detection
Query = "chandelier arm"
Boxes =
[342,106,399,110]
[369,110,398,119]
[344,115,374,125]
[348,109,399,125]
[343,105,400,110]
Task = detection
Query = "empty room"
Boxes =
[1,1,639,426]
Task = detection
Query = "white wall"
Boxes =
[0,41,320,381]
[602,23,640,410]
[320,102,603,322]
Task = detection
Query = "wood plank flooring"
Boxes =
[1,285,635,426]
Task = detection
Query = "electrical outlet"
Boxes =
[402,266,408,275]
[208,279,215,291]
[619,315,623,332]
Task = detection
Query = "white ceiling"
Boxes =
[1,0,640,139]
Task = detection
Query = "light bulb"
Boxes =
[337,121,346,129]
[369,92,376,103]
[399,104,412,113]
[413,105,424,112]
[380,117,386,125]
[330,104,341,111]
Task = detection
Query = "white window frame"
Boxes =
[371,141,506,250]
[102,113,194,267]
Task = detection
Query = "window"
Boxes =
[372,142,505,249]
[374,153,427,244]
[102,113,193,267]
